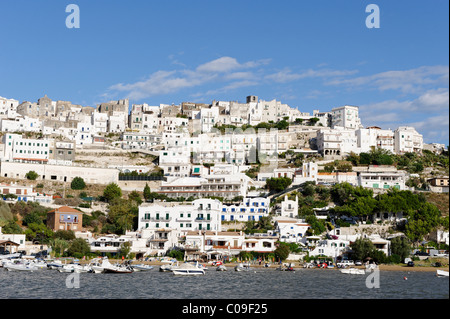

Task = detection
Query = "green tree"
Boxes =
[71,177,86,190]
[390,236,411,261]
[275,120,289,130]
[49,238,69,257]
[143,183,151,202]
[0,219,22,234]
[128,190,142,205]
[265,177,292,193]
[0,201,13,221]
[308,117,320,126]
[305,215,326,235]
[23,212,44,226]
[24,223,53,243]
[274,242,291,261]
[67,238,91,257]
[118,241,131,258]
[25,171,39,180]
[103,183,122,202]
[54,230,76,241]
[350,237,375,261]
[168,248,185,261]
[107,198,138,234]
[336,161,353,172]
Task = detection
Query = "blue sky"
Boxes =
[0,0,448,144]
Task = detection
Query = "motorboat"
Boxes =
[47,260,64,270]
[340,267,366,275]
[102,259,133,274]
[0,253,21,260]
[216,264,227,271]
[436,269,449,277]
[131,264,154,272]
[3,260,38,272]
[89,257,107,274]
[58,263,90,273]
[234,263,251,272]
[32,260,48,270]
[160,262,176,272]
[172,262,205,276]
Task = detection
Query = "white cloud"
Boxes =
[359,88,449,144]
[327,65,449,94]
[107,56,267,100]
[265,68,358,83]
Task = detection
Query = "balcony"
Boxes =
[140,217,172,222]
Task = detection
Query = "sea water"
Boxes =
[0,267,447,299]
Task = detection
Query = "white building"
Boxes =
[331,105,363,130]
[0,227,26,251]
[121,132,161,150]
[108,112,128,133]
[92,112,108,135]
[394,126,423,154]
[316,127,359,159]
[139,228,179,256]
[241,233,278,254]
[0,161,119,184]
[280,195,298,218]
[158,174,251,199]
[358,170,408,191]
[221,197,270,222]
[0,116,42,133]
[357,127,395,154]
[1,133,50,163]
[138,199,222,234]
[274,218,310,244]
[159,148,191,178]
[0,96,19,117]
[200,106,219,133]
[184,230,245,260]
[293,162,318,184]
[309,239,351,258]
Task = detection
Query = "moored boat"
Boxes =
[3,260,38,272]
[102,259,133,273]
[340,267,366,275]
[172,262,205,276]
[131,264,154,272]
[234,263,251,272]
[436,269,449,277]
[216,264,227,271]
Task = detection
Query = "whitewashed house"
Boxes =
[221,197,270,222]
[138,199,222,235]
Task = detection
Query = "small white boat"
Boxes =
[58,264,85,273]
[436,269,449,277]
[89,258,107,274]
[216,264,227,271]
[47,260,64,270]
[32,260,48,270]
[160,262,176,272]
[102,259,133,274]
[340,267,366,275]
[132,264,154,272]
[172,262,205,276]
[234,263,251,272]
[3,260,38,272]
[0,253,22,260]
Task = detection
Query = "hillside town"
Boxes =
[0,94,448,266]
